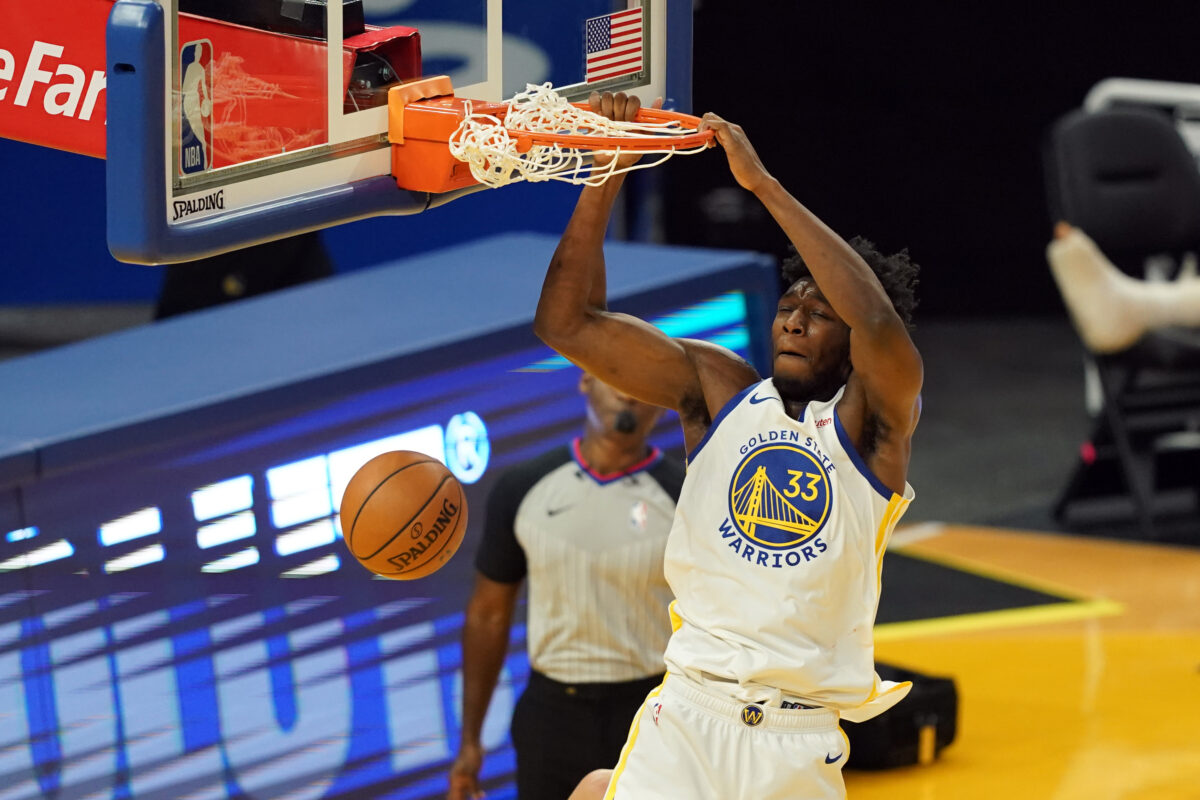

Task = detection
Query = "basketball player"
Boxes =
[535,93,922,800]
[447,373,685,800]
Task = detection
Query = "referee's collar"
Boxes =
[571,438,662,485]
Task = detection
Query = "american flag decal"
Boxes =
[585,7,644,84]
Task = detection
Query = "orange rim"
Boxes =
[500,103,714,152]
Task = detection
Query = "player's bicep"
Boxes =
[541,308,705,412]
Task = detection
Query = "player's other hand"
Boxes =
[447,742,485,800]
[589,90,644,123]
[589,91,664,171]
[700,113,772,193]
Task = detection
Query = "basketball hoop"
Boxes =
[446,83,714,188]
[387,80,714,193]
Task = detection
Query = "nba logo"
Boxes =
[179,40,213,175]
[629,500,648,531]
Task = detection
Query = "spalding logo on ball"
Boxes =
[339,450,468,580]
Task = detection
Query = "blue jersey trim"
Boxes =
[687,382,760,465]
[832,410,895,499]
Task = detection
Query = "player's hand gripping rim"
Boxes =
[588,90,665,171]
[699,112,773,194]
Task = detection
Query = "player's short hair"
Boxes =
[780,237,919,327]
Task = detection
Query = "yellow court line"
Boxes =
[874,597,1124,641]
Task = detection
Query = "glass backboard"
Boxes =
[105,0,689,264]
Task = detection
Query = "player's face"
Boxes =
[770,279,851,401]
[581,374,664,439]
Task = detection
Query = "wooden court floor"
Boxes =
[845,524,1200,800]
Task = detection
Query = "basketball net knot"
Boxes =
[448,83,710,188]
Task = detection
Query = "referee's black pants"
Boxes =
[511,670,664,800]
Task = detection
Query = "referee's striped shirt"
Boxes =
[475,440,684,683]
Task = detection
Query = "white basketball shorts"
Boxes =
[603,673,850,800]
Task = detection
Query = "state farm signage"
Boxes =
[0,42,107,120]
[0,1,112,158]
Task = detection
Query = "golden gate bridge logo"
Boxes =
[728,444,831,548]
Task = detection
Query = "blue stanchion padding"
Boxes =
[0,233,776,488]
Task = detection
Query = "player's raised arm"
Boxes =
[702,114,922,461]
[534,94,758,437]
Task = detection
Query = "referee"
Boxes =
[447,372,684,800]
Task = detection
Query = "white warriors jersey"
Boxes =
[662,378,915,722]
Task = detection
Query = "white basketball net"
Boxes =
[447,83,710,188]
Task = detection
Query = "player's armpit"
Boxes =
[839,340,922,495]
[678,338,761,421]
[847,316,923,436]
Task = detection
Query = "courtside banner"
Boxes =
[0,0,113,158]
[0,0,335,163]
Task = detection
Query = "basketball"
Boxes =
[339,450,468,580]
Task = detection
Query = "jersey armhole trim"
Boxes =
[832,409,897,500]
[686,381,760,465]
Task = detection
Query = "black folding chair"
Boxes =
[1043,106,1200,537]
